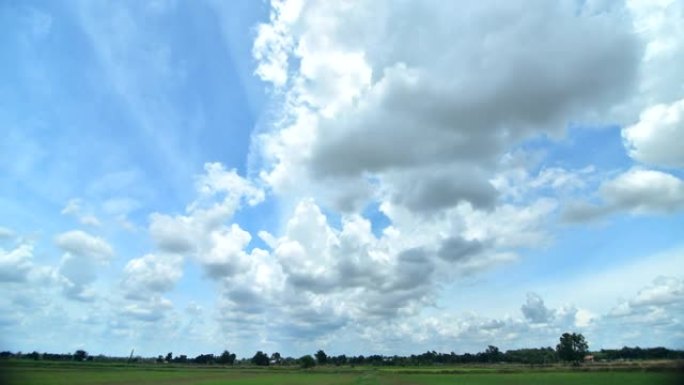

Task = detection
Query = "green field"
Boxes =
[1,361,681,385]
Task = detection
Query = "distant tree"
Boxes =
[270,352,282,365]
[194,353,215,365]
[556,332,588,364]
[315,350,328,365]
[252,351,270,366]
[156,355,164,363]
[74,350,88,362]
[485,345,502,363]
[332,354,347,366]
[165,352,172,362]
[299,355,316,369]
[218,350,236,365]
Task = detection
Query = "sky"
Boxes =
[1,0,683,358]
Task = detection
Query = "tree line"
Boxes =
[2,333,682,367]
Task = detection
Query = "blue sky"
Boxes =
[1,0,683,358]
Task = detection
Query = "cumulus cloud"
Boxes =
[240,0,681,345]
[8,0,676,353]
[149,213,196,255]
[0,244,35,283]
[121,253,183,299]
[125,163,268,324]
[254,0,639,214]
[149,163,264,256]
[616,0,684,172]
[437,236,486,262]
[610,276,684,317]
[351,291,604,354]
[55,230,114,260]
[208,197,546,340]
[563,168,684,221]
[623,98,684,168]
[120,296,174,322]
[631,276,684,307]
[521,293,555,324]
[54,230,114,301]
[605,276,684,340]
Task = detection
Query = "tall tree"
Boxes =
[218,350,236,365]
[74,350,88,362]
[315,350,328,365]
[252,351,270,366]
[556,332,589,364]
[299,355,316,369]
[485,345,502,363]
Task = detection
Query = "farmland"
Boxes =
[1,360,682,385]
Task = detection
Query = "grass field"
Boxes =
[1,361,682,385]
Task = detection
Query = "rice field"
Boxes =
[1,360,681,385]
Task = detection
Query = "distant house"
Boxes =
[584,355,594,363]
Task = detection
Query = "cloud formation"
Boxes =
[54,230,114,301]
[564,168,684,221]
[0,243,35,283]
[623,99,684,168]
[55,230,114,261]
[1,0,683,356]
[254,0,639,215]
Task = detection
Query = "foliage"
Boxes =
[597,346,684,360]
[73,350,88,362]
[251,351,270,366]
[193,353,215,364]
[556,332,589,363]
[218,350,236,365]
[299,354,316,369]
[484,345,503,363]
[5,342,684,368]
[315,350,328,365]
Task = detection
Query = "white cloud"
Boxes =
[5,0,682,356]
[574,309,596,328]
[252,0,303,87]
[630,276,683,308]
[563,168,684,221]
[254,0,639,215]
[623,98,684,168]
[521,293,554,324]
[605,276,683,341]
[601,168,684,212]
[54,230,114,261]
[620,0,684,166]
[149,213,196,255]
[121,253,183,299]
[626,0,684,106]
[0,244,34,283]
[54,230,114,301]
[120,296,174,322]
[149,163,264,255]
